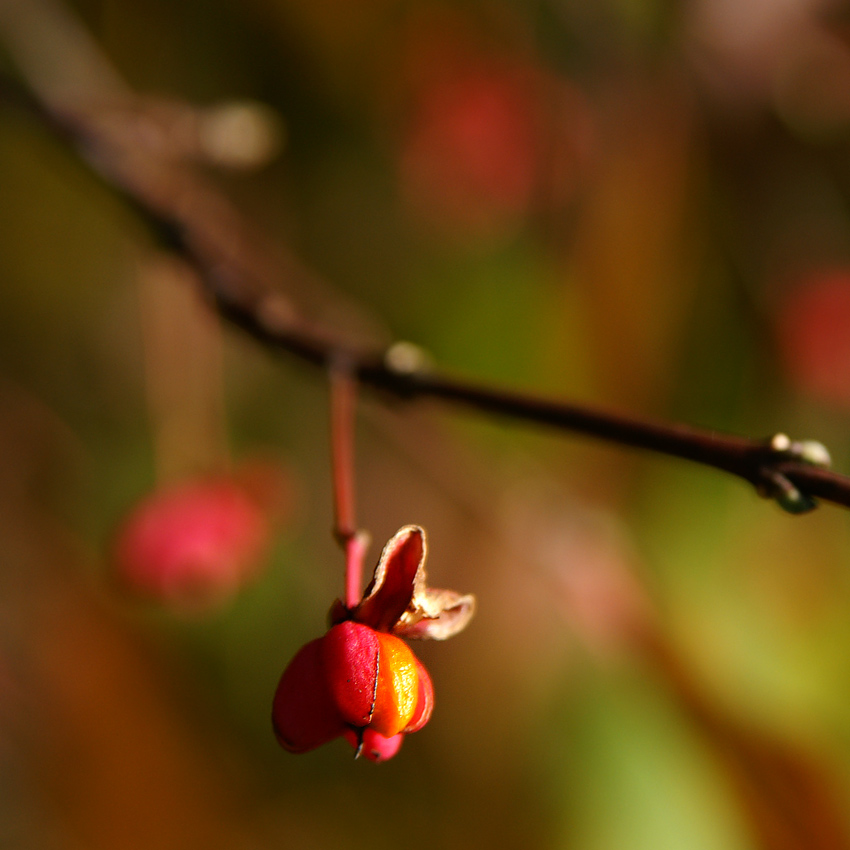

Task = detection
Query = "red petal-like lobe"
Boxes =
[272,638,345,753]
[344,728,404,762]
[355,526,425,632]
[404,658,434,733]
[322,622,380,727]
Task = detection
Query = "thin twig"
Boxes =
[330,364,358,544]
[329,363,369,607]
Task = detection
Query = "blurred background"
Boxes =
[3,0,850,848]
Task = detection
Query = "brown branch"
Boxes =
[3,67,850,512]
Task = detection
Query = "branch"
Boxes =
[1,53,848,512]
[217,275,845,512]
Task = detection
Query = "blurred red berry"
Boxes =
[272,525,473,761]
[776,269,850,410]
[393,12,592,243]
[401,67,538,229]
[112,472,275,608]
[399,62,539,239]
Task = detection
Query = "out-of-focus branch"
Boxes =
[1,0,849,513]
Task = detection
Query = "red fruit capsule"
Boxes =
[271,621,431,758]
[272,526,474,762]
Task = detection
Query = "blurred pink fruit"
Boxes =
[393,11,591,243]
[112,468,281,608]
[776,269,850,410]
[399,61,540,239]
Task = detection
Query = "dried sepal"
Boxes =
[348,525,476,641]
[394,587,477,640]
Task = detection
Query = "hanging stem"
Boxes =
[329,360,368,608]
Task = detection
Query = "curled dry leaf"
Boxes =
[395,586,477,641]
[344,525,476,641]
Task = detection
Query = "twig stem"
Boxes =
[329,362,366,607]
